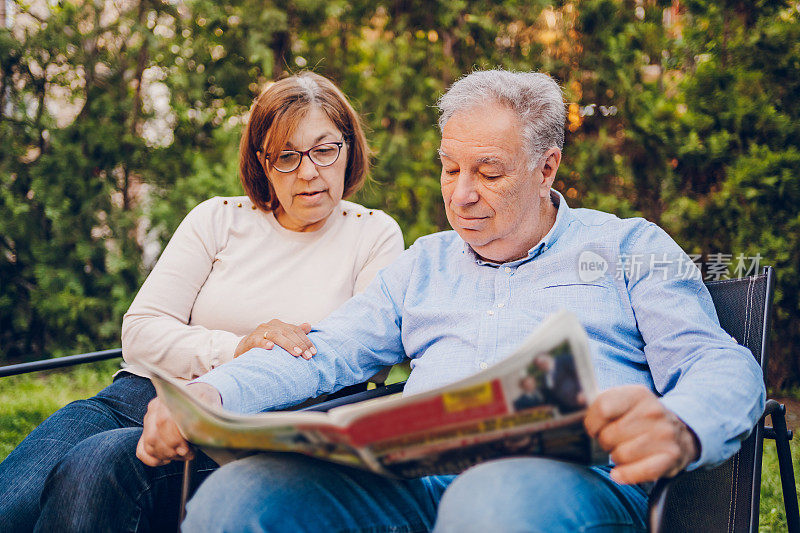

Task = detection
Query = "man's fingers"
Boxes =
[137,435,167,467]
[300,322,312,334]
[139,398,191,465]
[610,452,677,485]
[153,411,187,448]
[594,397,666,451]
[142,432,189,464]
[584,385,651,438]
[607,432,656,466]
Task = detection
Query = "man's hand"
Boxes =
[136,383,222,467]
[584,385,700,485]
[234,319,316,359]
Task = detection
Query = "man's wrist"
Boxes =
[684,424,701,463]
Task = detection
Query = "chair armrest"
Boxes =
[0,348,123,377]
[300,381,406,412]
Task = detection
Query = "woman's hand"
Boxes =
[234,319,317,360]
[136,383,222,466]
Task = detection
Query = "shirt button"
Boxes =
[479,361,489,370]
[487,310,494,316]
[504,267,512,273]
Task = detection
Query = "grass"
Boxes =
[0,360,118,460]
[1,362,799,531]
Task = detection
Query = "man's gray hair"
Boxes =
[437,70,566,169]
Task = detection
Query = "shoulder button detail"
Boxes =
[251,205,257,210]
[223,200,228,205]
[356,213,362,218]
[369,211,374,215]
[343,211,347,216]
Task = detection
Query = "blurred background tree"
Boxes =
[1,0,798,388]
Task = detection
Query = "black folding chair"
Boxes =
[649,266,800,532]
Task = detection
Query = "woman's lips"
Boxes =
[295,190,326,203]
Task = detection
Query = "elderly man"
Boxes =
[139,70,764,532]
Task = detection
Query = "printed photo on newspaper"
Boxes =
[143,309,608,478]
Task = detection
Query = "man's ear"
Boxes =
[538,148,561,196]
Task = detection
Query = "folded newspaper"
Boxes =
[144,310,607,478]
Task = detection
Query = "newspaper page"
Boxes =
[146,309,605,478]
[324,311,604,477]
[149,372,376,470]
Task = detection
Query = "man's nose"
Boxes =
[296,154,319,181]
[450,173,480,206]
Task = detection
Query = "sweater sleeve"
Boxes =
[121,198,243,379]
[353,211,405,294]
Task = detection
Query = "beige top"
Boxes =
[120,196,404,381]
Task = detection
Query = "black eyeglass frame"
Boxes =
[263,141,346,173]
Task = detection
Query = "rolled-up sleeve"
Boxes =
[624,222,765,469]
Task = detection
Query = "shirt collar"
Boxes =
[464,189,572,267]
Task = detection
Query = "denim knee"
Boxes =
[37,428,145,532]
[184,453,445,532]
[434,458,647,533]
[184,454,313,531]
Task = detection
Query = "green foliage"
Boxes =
[1,0,799,387]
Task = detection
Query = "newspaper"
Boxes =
[144,310,607,478]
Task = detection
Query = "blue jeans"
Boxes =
[183,454,648,532]
[0,373,218,532]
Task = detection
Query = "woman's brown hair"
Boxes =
[239,72,369,211]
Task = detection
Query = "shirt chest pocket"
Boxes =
[529,282,615,323]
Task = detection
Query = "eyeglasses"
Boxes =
[266,141,345,173]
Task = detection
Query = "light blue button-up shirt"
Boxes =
[197,190,765,469]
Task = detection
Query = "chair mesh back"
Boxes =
[656,274,769,533]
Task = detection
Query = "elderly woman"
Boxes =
[0,72,403,532]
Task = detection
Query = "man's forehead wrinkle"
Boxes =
[440,139,517,159]
[438,145,517,174]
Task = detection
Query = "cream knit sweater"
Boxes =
[120,196,404,381]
